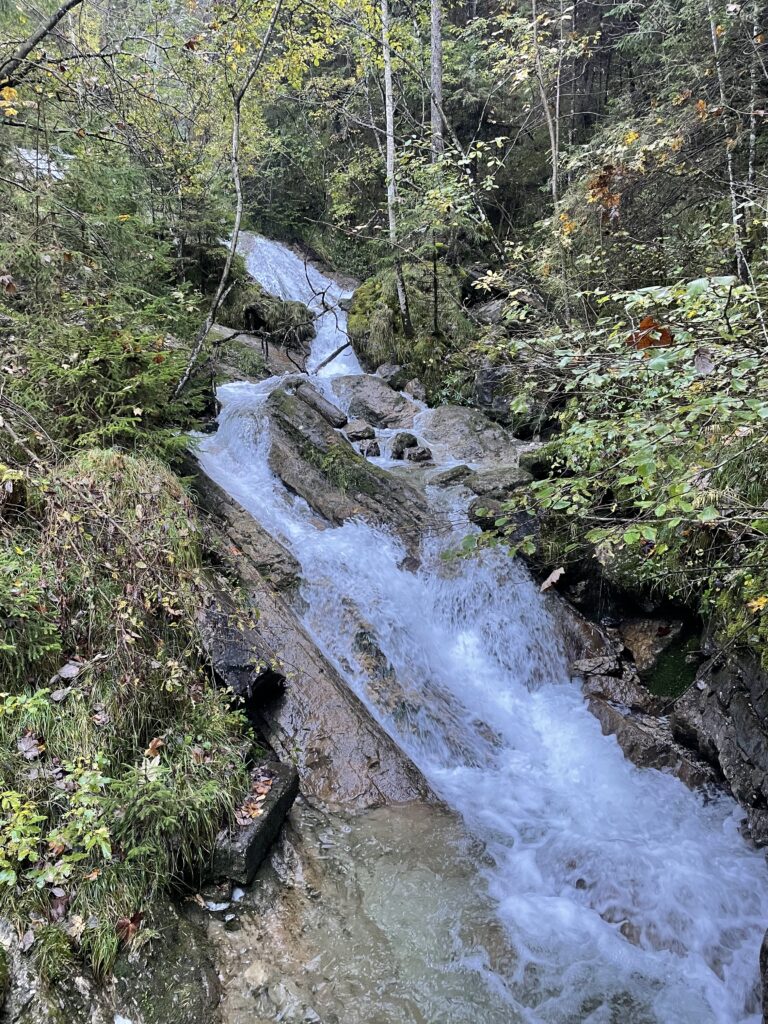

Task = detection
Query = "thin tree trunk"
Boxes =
[431,0,444,159]
[175,0,284,396]
[707,0,749,281]
[381,0,414,339]
[531,0,571,322]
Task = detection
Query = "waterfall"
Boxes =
[198,233,768,1024]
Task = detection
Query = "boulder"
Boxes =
[294,382,347,428]
[344,419,375,442]
[418,405,521,464]
[332,374,419,429]
[376,362,411,390]
[430,465,471,488]
[471,297,507,327]
[360,439,381,458]
[404,378,427,402]
[213,761,299,885]
[465,465,532,498]
[391,432,418,459]
[468,496,504,530]
[405,445,433,464]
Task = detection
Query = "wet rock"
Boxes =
[588,699,719,791]
[332,374,418,429]
[359,439,381,458]
[405,445,433,464]
[213,761,299,885]
[761,929,768,1023]
[404,378,426,402]
[468,496,504,529]
[391,432,418,459]
[294,382,347,428]
[465,465,532,498]
[430,465,472,488]
[418,405,522,464]
[195,469,432,808]
[376,362,411,390]
[579,666,660,714]
[112,904,222,1024]
[618,617,684,674]
[264,387,430,544]
[199,591,286,700]
[344,419,375,442]
[671,655,768,845]
[473,359,554,438]
[194,471,301,591]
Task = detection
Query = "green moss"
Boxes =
[221,281,315,351]
[348,264,477,395]
[644,637,700,699]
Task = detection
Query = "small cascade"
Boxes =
[198,232,768,1024]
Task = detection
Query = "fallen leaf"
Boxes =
[540,567,565,592]
[144,736,165,758]
[17,731,44,761]
[116,911,143,943]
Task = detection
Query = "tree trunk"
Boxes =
[381,0,414,339]
[431,0,444,160]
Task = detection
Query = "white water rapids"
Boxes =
[199,233,768,1023]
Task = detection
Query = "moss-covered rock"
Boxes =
[221,282,315,357]
[348,265,477,396]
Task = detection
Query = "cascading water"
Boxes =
[199,233,768,1023]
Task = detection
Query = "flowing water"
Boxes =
[199,233,768,1024]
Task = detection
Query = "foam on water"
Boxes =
[198,233,768,1023]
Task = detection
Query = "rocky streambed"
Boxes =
[9,234,768,1024]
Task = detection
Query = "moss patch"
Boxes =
[348,264,477,396]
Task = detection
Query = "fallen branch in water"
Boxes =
[312,341,351,374]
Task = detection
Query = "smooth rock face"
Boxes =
[213,761,299,885]
[332,374,419,429]
[671,655,768,845]
[195,469,301,591]
[418,405,522,463]
[344,418,375,442]
[465,465,533,497]
[264,387,430,545]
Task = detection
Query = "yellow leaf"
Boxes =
[747,596,768,613]
[623,130,640,145]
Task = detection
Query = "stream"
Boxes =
[198,233,768,1024]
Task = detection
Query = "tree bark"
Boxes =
[381,0,414,339]
[0,0,84,86]
[430,0,444,160]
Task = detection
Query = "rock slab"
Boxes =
[213,761,300,885]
